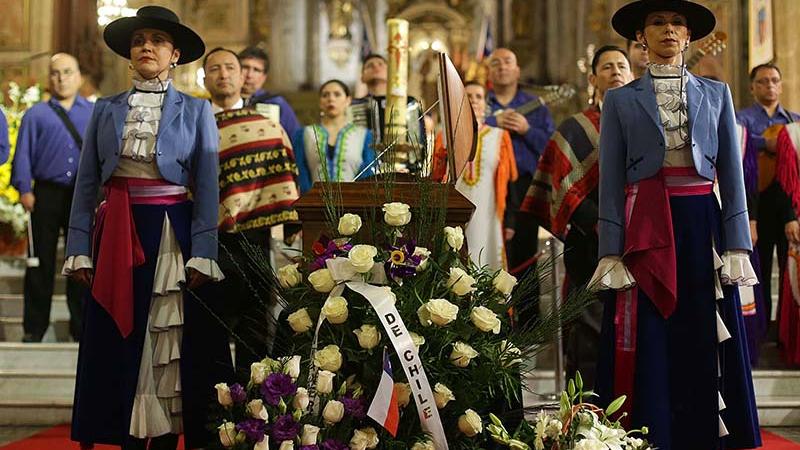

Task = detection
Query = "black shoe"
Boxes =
[22,333,43,343]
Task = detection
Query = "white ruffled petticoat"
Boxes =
[589,247,757,438]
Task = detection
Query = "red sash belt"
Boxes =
[613,168,712,425]
[91,177,188,338]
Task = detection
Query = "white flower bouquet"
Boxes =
[209,184,596,449]
[487,373,652,450]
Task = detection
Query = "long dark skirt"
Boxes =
[71,201,234,449]
[596,193,761,450]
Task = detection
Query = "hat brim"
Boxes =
[103,16,205,65]
[612,0,716,42]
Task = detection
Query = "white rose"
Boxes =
[287,308,314,333]
[338,213,363,236]
[255,437,269,450]
[470,306,501,334]
[349,245,378,273]
[450,341,479,367]
[308,268,336,292]
[301,424,321,445]
[277,263,302,288]
[247,399,269,421]
[394,382,411,408]
[353,324,381,350]
[314,345,343,372]
[250,362,269,384]
[419,298,459,327]
[280,355,302,380]
[492,269,517,296]
[411,441,435,450]
[448,267,476,296]
[413,246,431,271]
[383,202,412,226]
[316,370,336,394]
[279,441,294,450]
[322,296,349,324]
[458,409,483,437]
[443,226,464,251]
[218,421,243,447]
[293,387,310,410]
[433,383,455,409]
[215,383,233,407]
[350,427,379,450]
[322,399,345,424]
[410,331,426,348]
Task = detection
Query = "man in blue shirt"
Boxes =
[737,63,800,321]
[11,53,92,342]
[238,46,301,139]
[484,47,555,273]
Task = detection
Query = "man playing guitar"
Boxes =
[484,48,555,278]
[737,63,800,324]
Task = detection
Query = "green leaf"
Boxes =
[567,379,576,399]
[575,371,584,392]
[605,395,627,417]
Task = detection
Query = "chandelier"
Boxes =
[97,0,136,27]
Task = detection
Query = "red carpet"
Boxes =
[0,425,184,450]
[0,426,796,449]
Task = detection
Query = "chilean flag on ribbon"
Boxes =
[367,348,400,436]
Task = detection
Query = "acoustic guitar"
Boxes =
[686,31,727,71]
[491,84,576,117]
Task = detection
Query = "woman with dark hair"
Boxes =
[590,1,761,449]
[292,79,375,192]
[63,6,232,449]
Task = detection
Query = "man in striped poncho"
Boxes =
[521,45,632,387]
[203,47,300,370]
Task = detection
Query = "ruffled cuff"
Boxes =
[720,250,758,286]
[61,255,93,276]
[185,257,225,282]
[588,256,636,291]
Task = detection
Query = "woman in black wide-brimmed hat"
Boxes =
[589,1,761,449]
[63,6,233,449]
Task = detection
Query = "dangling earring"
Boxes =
[169,62,177,69]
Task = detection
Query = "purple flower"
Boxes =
[309,236,353,271]
[261,372,297,406]
[300,446,320,450]
[236,418,267,442]
[229,383,247,404]
[271,414,301,442]
[321,439,349,450]
[341,393,366,419]
[384,239,423,280]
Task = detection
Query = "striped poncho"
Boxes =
[521,107,601,238]
[216,109,300,232]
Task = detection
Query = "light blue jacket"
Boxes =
[66,85,220,259]
[598,71,751,258]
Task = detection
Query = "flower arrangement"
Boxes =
[209,186,597,450]
[0,81,41,204]
[0,82,39,251]
[487,374,651,450]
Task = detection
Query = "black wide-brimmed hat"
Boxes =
[612,0,716,42]
[103,5,205,64]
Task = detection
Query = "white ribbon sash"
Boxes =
[310,258,449,450]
